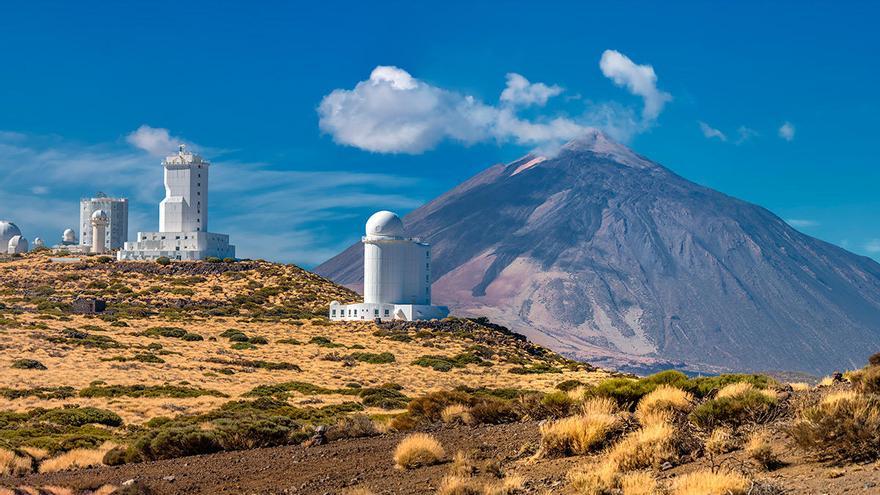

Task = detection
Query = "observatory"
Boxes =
[0,221,22,250]
[80,192,128,251]
[329,211,448,321]
[62,229,77,245]
[118,145,235,261]
[90,210,109,254]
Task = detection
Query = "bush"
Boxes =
[326,414,379,441]
[11,359,47,370]
[869,352,880,367]
[635,385,693,423]
[393,433,445,469]
[690,390,778,430]
[249,336,269,345]
[668,469,749,495]
[133,426,222,461]
[850,365,880,394]
[556,379,586,392]
[102,445,129,466]
[182,332,204,341]
[141,326,186,338]
[605,421,679,472]
[468,397,519,425]
[745,430,780,470]
[39,407,123,427]
[359,387,409,410]
[788,390,880,463]
[79,384,227,399]
[539,412,624,457]
[205,257,222,263]
[156,256,171,266]
[347,352,395,364]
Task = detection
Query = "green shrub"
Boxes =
[278,338,302,345]
[347,352,395,364]
[231,342,257,350]
[411,353,483,372]
[228,332,249,342]
[0,386,76,400]
[39,407,123,427]
[690,390,778,429]
[205,257,222,263]
[244,381,331,398]
[205,357,301,371]
[248,336,269,345]
[141,326,186,338]
[11,359,46,370]
[468,397,520,424]
[79,384,227,399]
[359,388,409,409]
[556,379,586,392]
[156,256,171,266]
[309,336,343,348]
[134,426,222,461]
[789,392,880,463]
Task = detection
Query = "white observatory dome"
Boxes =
[63,228,76,243]
[7,235,28,254]
[33,237,44,248]
[365,211,406,238]
[91,209,109,223]
[0,221,22,248]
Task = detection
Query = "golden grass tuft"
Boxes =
[343,488,376,495]
[437,475,482,495]
[393,433,445,469]
[442,404,474,425]
[567,461,618,495]
[93,486,119,495]
[605,421,678,472]
[449,450,477,478]
[18,446,49,461]
[636,385,693,423]
[745,429,779,469]
[619,471,659,495]
[0,447,33,476]
[580,397,618,416]
[789,388,880,463]
[483,475,525,495]
[789,382,810,392]
[704,427,736,456]
[539,411,624,457]
[38,441,118,473]
[818,375,836,387]
[668,469,749,495]
[37,487,74,495]
[715,382,755,399]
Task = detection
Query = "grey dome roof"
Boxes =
[0,221,22,247]
[365,211,406,237]
[91,209,109,222]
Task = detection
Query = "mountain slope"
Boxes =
[316,130,880,374]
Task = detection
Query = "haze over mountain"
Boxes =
[316,130,880,374]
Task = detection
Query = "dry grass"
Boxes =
[715,382,755,399]
[93,486,118,495]
[704,427,736,456]
[0,448,33,476]
[539,410,624,457]
[667,469,749,495]
[605,421,678,472]
[619,471,658,495]
[635,385,693,422]
[483,475,524,495]
[818,375,836,387]
[789,382,810,391]
[745,429,779,469]
[437,475,482,495]
[449,450,477,477]
[394,433,446,469]
[789,388,880,463]
[567,461,618,495]
[343,488,376,495]
[18,446,49,461]
[442,404,474,425]
[36,488,74,495]
[38,441,118,473]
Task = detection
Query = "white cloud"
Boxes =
[125,125,184,156]
[698,121,727,141]
[786,219,819,228]
[318,51,670,154]
[866,239,880,253]
[779,121,796,141]
[500,73,563,107]
[599,49,671,121]
[30,185,49,195]
[736,126,758,144]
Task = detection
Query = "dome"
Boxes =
[33,237,44,248]
[0,221,22,248]
[365,211,406,237]
[63,228,76,243]
[91,209,109,223]
[7,235,28,254]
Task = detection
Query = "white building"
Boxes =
[90,210,109,254]
[118,145,235,261]
[80,193,128,250]
[62,229,77,245]
[330,211,449,322]
[0,221,29,255]
[7,235,28,254]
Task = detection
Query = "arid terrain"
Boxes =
[1,252,879,495]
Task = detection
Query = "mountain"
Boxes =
[316,130,880,374]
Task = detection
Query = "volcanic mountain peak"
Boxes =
[558,128,657,170]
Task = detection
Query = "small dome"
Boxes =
[7,235,28,254]
[91,209,109,223]
[365,211,406,237]
[0,221,22,247]
[33,237,44,248]
[63,228,76,242]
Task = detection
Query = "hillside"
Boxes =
[317,130,880,375]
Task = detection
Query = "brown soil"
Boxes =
[3,422,879,494]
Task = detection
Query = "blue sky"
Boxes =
[1,1,878,265]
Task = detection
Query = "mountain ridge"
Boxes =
[316,131,880,374]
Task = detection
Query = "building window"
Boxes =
[384,309,390,316]
[331,309,336,316]
[374,309,379,316]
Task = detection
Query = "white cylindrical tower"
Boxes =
[62,228,77,245]
[91,210,109,254]
[362,211,431,305]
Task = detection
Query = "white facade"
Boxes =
[118,145,235,261]
[90,210,109,254]
[7,235,28,254]
[0,221,22,250]
[330,211,448,322]
[80,193,128,250]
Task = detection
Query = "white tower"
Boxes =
[91,210,109,254]
[330,211,447,322]
[363,211,431,305]
[160,144,208,233]
[80,192,128,249]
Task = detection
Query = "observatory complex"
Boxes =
[118,145,235,261]
[0,221,28,255]
[329,211,448,321]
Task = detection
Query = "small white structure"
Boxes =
[7,235,28,254]
[330,211,449,322]
[80,192,128,250]
[118,145,235,261]
[90,210,109,254]
[62,229,77,245]
[0,221,22,250]
[33,237,44,249]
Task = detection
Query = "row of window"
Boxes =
[331,308,392,317]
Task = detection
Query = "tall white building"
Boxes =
[118,145,235,261]
[80,193,128,250]
[330,211,448,321]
